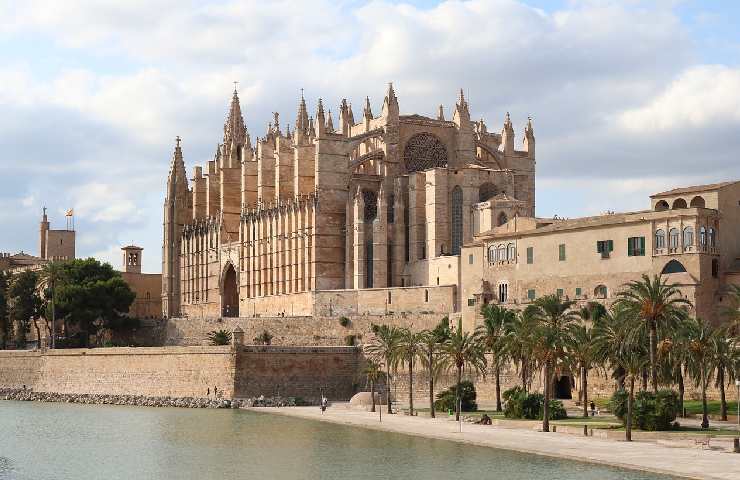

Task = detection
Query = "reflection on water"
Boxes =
[0,401,671,480]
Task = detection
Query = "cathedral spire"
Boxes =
[437,104,445,121]
[326,109,334,133]
[223,88,247,147]
[363,96,373,120]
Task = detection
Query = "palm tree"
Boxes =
[38,260,65,346]
[711,332,732,421]
[656,316,691,416]
[721,284,740,336]
[503,311,537,392]
[477,304,514,411]
[365,324,402,414]
[397,327,425,416]
[593,308,649,441]
[207,329,232,345]
[440,320,486,421]
[419,318,450,418]
[525,294,579,432]
[567,322,597,418]
[615,274,691,393]
[684,316,716,429]
[363,360,383,413]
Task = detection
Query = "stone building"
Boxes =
[0,209,75,274]
[119,245,162,320]
[162,84,536,318]
[460,181,740,330]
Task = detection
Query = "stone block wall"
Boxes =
[0,350,41,388]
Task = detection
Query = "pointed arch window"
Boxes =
[655,229,665,249]
[451,186,463,255]
[668,228,679,250]
[683,226,694,248]
[487,245,496,264]
[507,243,516,262]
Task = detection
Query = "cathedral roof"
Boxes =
[223,89,247,146]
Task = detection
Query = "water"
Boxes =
[0,401,672,480]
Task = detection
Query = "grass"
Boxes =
[682,400,739,416]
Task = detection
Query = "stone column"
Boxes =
[353,190,366,289]
[373,184,388,288]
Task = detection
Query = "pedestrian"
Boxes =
[214,386,218,398]
[207,387,210,396]
[590,401,596,417]
[320,396,328,414]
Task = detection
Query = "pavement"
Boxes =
[250,404,740,480]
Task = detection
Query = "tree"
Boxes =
[8,270,42,348]
[51,258,136,347]
[253,330,273,345]
[477,304,514,411]
[363,360,383,413]
[684,316,716,429]
[615,274,691,393]
[207,329,232,345]
[365,324,402,414]
[419,317,450,418]
[711,332,732,421]
[0,271,10,348]
[721,284,740,337]
[37,261,65,346]
[440,319,486,421]
[525,294,579,432]
[503,311,537,392]
[567,321,597,418]
[397,327,425,416]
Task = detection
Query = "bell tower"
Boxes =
[122,245,143,274]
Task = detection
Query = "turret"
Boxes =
[363,96,373,129]
[452,88,470,127]
[437,104,445,121]
[339,98,352,136]
[316,98,326,137]
[502,112,514,155]
[326,110,335,133]
[381,82,399,121]
[39,207,49,259]
[523,116,535,158]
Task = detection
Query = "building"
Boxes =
[162,84,536,318]
[119,245,162,320]
[0,209,76,274]
[460,181,740,329]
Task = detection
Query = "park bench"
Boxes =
[693,436,710,449]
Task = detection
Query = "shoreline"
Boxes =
[250,405,740,480]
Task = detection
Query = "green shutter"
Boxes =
[639,236,645,256]
[556,288,563,298]
[596,241,602,253]
[527,247,533,264]
[627,237,633,256]
[559,244,566,261]
[575,287,582,297]
[527,289,535,300]
[608,239,614,251]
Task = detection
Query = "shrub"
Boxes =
[339,316,351,327]
[434,381,478,412]
[344,334,356,346]
[207,329,232,346]
[610,389,679,431]
[253,330,273,345]
[503,386,567,420]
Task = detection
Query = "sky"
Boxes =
[1,0,740,273]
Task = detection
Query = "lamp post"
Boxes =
[736,379,739,432]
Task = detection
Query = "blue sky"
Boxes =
[1,0,740,272]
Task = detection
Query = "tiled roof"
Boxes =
[651,181,738,198]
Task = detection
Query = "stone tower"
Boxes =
[162,136,191,318]
[122,245,143,274]
[39,207,49,260]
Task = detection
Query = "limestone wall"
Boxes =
[0,350,41,388]
[235,346,360,402]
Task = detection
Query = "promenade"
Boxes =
[253,405,740,480]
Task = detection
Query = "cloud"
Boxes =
[0,0,738,272]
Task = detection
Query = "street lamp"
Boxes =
[736,379,739,433]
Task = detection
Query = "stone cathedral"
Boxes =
[162,84,535,319]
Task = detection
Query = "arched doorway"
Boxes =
[222,264,239,317]
[554,375,572,399]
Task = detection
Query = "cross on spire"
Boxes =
[175,135,181,147]
[233,81,239,93]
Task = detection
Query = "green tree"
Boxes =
[8,270,42,348]
[396,327,425,416]
[0,271,10,348]
[477,304,514,411]
[51,258,136,347]
[363,360,383,413]
[615,274,691,393]
[419,317,450,418]
[207,329,232,345]
[567,321,598,418]
[721,284,740,336]
[525,294,579,432]
[684,317,716,429]
[440,319,486,421]
[503,311,537,391]
[710,332,733,421]
[37,260,65,346]
[365,324,402,414]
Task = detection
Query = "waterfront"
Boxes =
[0,401,671,480]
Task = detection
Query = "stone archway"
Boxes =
[554,375,572,400]
[222,263,239,318]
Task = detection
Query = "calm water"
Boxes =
[0,401,672,480]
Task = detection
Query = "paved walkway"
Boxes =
[251,405,740,480]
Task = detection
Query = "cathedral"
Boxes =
[162,84,536,319]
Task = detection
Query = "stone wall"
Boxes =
[0,350,41,388]
[234,346,361,402]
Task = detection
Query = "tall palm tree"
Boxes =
[615,274,691,393]
[397,327,425,416]
[38,260,65,346]
[721,284,740,337]
[710,327,732,421]
[477,304,514,411]
[419,317,450,418]
[656,315,691,416]
[503,311,537,392]
[365,324,402,414]
[363,360,383,413]
[525,294,579,432]
[440,319,487,421]
[567,322,597,418]
[684,317,716,429]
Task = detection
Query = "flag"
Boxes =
[65,209,73,217]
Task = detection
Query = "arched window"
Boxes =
[594,285,608,299]
[507,243,516,262]
[451,186,463,255]
[497,244,507,261]
[497,212,508,226]
[487,245,497,264]
[661,259,687,274]
[669,228,679,249]
[690,196,705,208]
[683,226,694,248]
[404,133,448,173]
[708,227,716,247]
[365,239,374,288]
[672,198,687,209]
[478,182,497,202]
[655,229,666,249]
[363,190,377,222]
[655,200,669,211]
[700,226,706,247]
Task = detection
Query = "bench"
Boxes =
[693,436,710,449]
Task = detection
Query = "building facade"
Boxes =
[460,181,740,330]
[162,85,536,318]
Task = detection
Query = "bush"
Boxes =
[503,386,567,420]
[253,330,273,345]
[207,329,232,346]
[434,381,478,412]
[610,389,679,431]
[344,334,356,346]
[339,316,351,327]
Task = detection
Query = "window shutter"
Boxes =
[596,241,602,253]
[608,240,614,251]
[639,236,645,255]
[627,238,632,256]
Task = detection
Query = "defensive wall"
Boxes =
[0,345,361,402]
